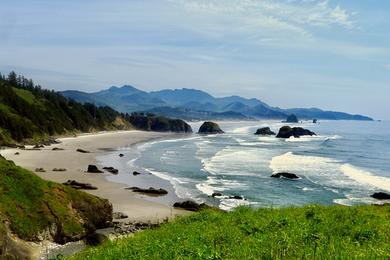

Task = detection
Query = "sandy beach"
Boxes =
[1,130,189,223]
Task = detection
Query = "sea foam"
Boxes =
[340,164,390,192]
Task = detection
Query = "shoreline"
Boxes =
[1,130,191,223]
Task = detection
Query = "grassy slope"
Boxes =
[72,205,390,259]
[0,156,112,243]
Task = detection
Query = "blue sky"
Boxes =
[1,0,389,119]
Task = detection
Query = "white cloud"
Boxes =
[171,0,355,34]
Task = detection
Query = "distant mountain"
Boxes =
[144,107,251,121]
[0,72,192,145]
[61,85,373,121]
[149,88,215,106]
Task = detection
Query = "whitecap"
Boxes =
[340,164,390,192]
[219,198,255,211]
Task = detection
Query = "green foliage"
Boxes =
[0,71,132,144]
[0,156,112,243]
[0,71,192,145]
[71,204,390,259]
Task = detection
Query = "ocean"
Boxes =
[99,120,390,211]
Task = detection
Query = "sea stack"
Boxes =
[276,126,316,138]
[198,121,224,134]
[254,127,275,135]
[285,114,299,123]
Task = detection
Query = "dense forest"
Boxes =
[0,72,191,145]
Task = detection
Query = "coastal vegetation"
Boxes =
[71,204,390,259]
[0,155,112,257]
[0,71,191,146]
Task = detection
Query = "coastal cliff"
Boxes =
[0,155,112,258]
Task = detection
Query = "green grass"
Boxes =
[71,204,390,259]
[0,156,111,243]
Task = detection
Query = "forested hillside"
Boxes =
[0,72,191,145]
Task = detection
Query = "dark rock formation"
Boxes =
[14,152,19,155]
[103,167,119,175]
[52,147,64,151]
[285,114,298,123]
[313,119,318,123]
[113,212,128,219]
[271,172,300,179]
[212,192,222,197]
[53,168,67,172]
[254,127,275,135]
[63,180,98,190]
[128,113,193,133]
[229,195,244,200]
[276,126,316,138]
[133,171,142,176]
[198,121,224,134]
[173,200,205,211]
[87,165,103,173]
[33,144,44,149]
[371,192,390,200]
[77,148,90,153]
[126,187,168,195]
[119,153,124,157]
[35,168,46,172]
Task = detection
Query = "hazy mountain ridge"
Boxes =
[61,86,373,121]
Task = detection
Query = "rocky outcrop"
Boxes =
[87,165,103,173]
[133,171,142,176]
[35,168,46,172]
[198,121,224,134]
[128,113,193,133]
[173,200,205,211]
[254,127,275,135]
[119,153,124,157]
[63,180,98,190]
[126,187,168,195]
[276,126,316,138]
[76,149,90,153]
[371,192,390,200]
[285,114,298,123]
[113,212,128,219]
[103,167,119,175]
[53,168,67,172]
[271,172,300,179]
[52,147,64,151]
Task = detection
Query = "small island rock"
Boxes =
[371,192,390,200]
[276,126,316,138]
[285,114,299,123]
[198,121,224,134]
[254,127,276,136]
[271,172,300,179]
